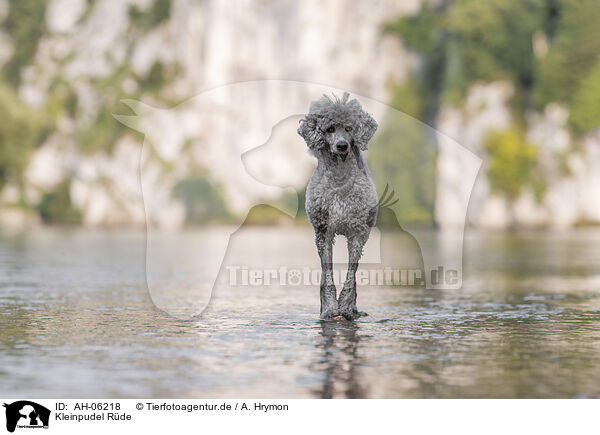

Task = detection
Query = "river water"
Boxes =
[1,227,599,398]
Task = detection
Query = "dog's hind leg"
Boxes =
[338,234,368,320]
[316,230,339,319]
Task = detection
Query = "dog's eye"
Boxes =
[326,126,335,133]
[345,126,352,132]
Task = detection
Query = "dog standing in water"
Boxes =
[298,93,379,320]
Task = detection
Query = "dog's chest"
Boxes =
[313,178,376,232]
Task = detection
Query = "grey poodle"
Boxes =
[298,92,378,320]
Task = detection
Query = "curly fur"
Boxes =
[298,92,379,320]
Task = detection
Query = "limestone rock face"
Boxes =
[435,82,513,229]
[435,82,600,229]
[3,0,417,229]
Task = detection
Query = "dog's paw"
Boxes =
[339,306,358,321]
[320,306,340,319]
[338,305,367,320]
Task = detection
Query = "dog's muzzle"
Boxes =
[335,141,349,153]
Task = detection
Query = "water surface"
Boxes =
[1,228,599,398]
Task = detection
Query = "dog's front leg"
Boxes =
[316,231,339,319]
[338,234,368,320]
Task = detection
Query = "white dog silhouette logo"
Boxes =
[115,81,481,319]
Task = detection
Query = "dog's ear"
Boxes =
[298,113,325,152]
[355,111,378,151]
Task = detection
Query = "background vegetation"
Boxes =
[0,0,181,224]
[372,0,600,224]
[1,0,599,226]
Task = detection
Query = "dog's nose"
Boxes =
[336,141,349,152]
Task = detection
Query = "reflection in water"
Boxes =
[314,321,366,399]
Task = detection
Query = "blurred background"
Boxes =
[1,0,598,231]
[1,0,600,399]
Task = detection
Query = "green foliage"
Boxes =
[569,59,600,134]
[384,5,443,56]
[368,92,436,226]
[483,127,539,199]
[45,77,80,122]
[172,175,231,224]
[445,0,544,93]
[138,61,172,95]
[243,205,292,226]
[385,0,600,134]
[77,108,130,154]
[386,0,546,111]
[383,0,600,212]
[0,0,182,229]
[385,6,447,123]
[3,0,178,158]
[73,62,178,156]
[389,77,423,120]
[74,65,134,154]
[2,0,47,86]
[129,0,171,30]
[0,81,46,190]
[150,0,171,25]
[38,181,82,224]
[533,0,600,110]
[74,65,141,154]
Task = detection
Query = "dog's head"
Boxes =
[297,92,377,158]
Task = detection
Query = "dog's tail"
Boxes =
[379,184,398,209]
